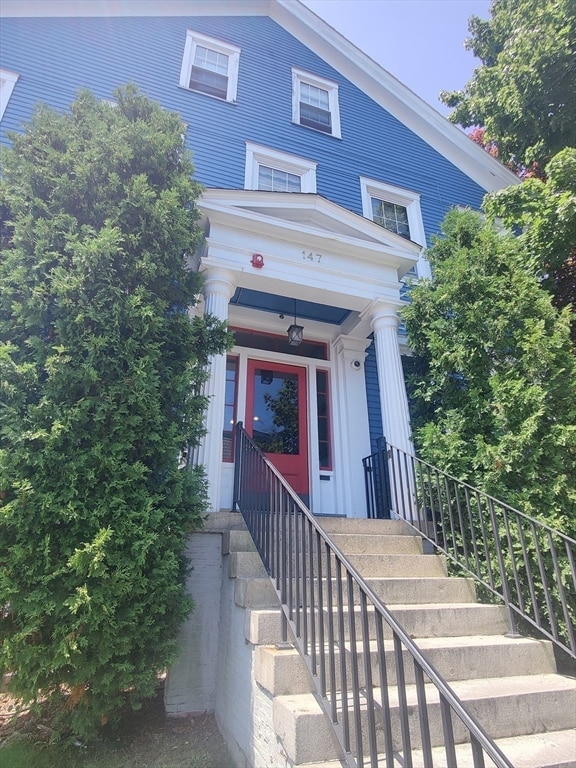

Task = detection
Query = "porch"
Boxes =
[193,188,423,516]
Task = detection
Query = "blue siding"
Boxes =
[1,13,486,245]
[364,339,383,454]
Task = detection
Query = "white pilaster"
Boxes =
[332,335,372,517]
[369,302,412,455]
[197,267,236,513]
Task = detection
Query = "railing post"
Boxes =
[232,421,243,512]
[377,435,393,518]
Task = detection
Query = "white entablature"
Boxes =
[198,189,421,337]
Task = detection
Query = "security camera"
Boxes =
[351,360,361,370]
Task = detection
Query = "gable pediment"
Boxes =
[199,189,422,260]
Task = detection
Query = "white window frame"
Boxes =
[360,177,426,245]
[245,142,317,193]
[360,176,430,278]
[179,30,240,103]
[0,69,19,122]
[291,67,341,138]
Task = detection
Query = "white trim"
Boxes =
[291,67,341,139]
[244,142,317,193]
[179,30,240,103]
[0,68,19,122]
[360,177,425,246]
[360,176,430,279]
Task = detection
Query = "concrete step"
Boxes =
[234,576,278,609]
[292,729,576,768]
[344,575,477,604]
[246,601,507,646]
[345,552,447,577]
[410,729,576,768]
[317,517,413,536]
[271,575,476,606]
[330,532,423,555]
[228,550,268,578]
[256,634,557,696]
[274,675,576,764]
[222,528,256,553]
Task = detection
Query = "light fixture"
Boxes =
[287,299,304,346]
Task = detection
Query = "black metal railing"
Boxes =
[362,440,393,519]
[233,422,514,768]
[365,438,576,661]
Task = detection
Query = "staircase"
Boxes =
[230,517,576,768]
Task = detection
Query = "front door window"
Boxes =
[252,368,299,455]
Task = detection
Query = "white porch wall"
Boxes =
[331,335,372,517]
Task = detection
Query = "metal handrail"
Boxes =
[233,422,514,768]
[365,437,576,660]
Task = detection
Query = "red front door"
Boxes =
[245,359,309,496]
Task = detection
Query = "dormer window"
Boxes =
[180,31,240,102]
[292,68,341,138]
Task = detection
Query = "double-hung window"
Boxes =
[292,68,341,138]
[180,31,240,102]
[245,142,317,193]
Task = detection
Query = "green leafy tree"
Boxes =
[403,208,576,532]
[485,148,576,343]
[0,86,229,737]
[440,0,576,172]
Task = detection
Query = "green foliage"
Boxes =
[440,0,576,170]
[0,86,229,737]
[403,208,576,533]
[485,148,576,341]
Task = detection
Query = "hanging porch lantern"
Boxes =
[287,300,304,346]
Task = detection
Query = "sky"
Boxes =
[300,0,492,116]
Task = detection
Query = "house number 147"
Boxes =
[302,251,322,263]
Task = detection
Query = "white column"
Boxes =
[369,302,412,455]
[369,302,415,521]
[196,267,236,514]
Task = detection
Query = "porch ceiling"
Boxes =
[230,288,351,325]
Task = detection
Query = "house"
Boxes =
[0,0,517,521]
[2,3,535,764]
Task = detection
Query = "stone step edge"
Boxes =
[407,729,576,768]
[293,729,576,768]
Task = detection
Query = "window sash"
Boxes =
[193,45,228,74]
[189,64,228,99]
[300,102,332,133]
[371,199,411,239]
[258,165,302,192]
